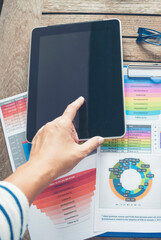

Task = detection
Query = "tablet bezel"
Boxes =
[27,19,125,142]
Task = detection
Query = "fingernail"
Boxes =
[78,96,84,102]
[98,137,104,145]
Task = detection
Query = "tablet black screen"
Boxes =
[27,19,125,142]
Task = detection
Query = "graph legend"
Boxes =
[124,75,161,120]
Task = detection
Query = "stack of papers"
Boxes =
[1,66,161,239]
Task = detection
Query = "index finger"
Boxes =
[62,96,85,121]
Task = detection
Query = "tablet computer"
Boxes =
[27,19,125,142]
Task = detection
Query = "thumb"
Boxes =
[80,136,104,157]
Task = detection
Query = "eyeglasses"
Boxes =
[136,27,161,46]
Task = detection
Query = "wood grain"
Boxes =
[41,15,161,37]
[43,0,161,14]
[40,15,161,62]
[0,0,42,99]
[123,38,161,62]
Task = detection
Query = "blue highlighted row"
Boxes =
[126,110,161,116]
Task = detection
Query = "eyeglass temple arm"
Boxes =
[138,27,161,36]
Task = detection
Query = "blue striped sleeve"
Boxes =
[0,181,29,240]
[0,185,23,238]
[0,204,13,240]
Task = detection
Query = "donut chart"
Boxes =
[109,158,154,202]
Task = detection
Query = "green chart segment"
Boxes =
[109,158,154,202]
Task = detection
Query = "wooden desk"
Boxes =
[0,0,161,239]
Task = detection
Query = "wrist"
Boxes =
[27,157,58,184]
[5,160,57,205]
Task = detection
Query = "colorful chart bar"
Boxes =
[124,75,161,120]
[1,97,27,134]
[33,168,96,228]
[101,125,151,153]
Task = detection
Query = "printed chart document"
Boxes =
[95,153,161,233]
[1,66,161,237]
[29,155,100,240]
[94,67,161,234]
[0,92,27,171]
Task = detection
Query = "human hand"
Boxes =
[29,96,104,181]
[5,97,104,204]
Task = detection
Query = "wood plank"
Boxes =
[43,0,161,14]
[0,0,42,100]
[40,14,161,37]
[40,15,161,62]
[123,38,161,62]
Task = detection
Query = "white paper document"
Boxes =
[0,92,27,171]
[1,65,161,238]
[29,154,103,240]
[94,152,161,233]
[94,67,161,234]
